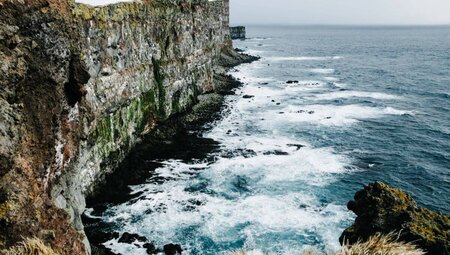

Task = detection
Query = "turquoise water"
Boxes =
[85,26,450,254]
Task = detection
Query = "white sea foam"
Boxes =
[247,37,272,41]
[202,147,349,186]
[104,239,148,255]
[284,81,327,92]
[309,91,401,101]
[103,173,351,252]
[310,68,335,74]
[269,104,413,127]
[324,77,340,82]
[244,49,266,55]
[267,56,343,61]
[99,50,363,254]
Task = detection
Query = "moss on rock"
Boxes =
[340,182,450,255]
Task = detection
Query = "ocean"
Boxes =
[85,25,450,254]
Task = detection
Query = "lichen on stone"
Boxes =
[340,182,450,255]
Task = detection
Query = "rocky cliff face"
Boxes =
[0,0,241,254]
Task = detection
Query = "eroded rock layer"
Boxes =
[0,0,241,254]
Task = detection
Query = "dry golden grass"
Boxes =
[1,238,60,255]
[1,233,424,255]
[229,233,425,255]
[339,233,425,255]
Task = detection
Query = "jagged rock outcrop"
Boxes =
[0,0,251,254]
[340,182,450,255]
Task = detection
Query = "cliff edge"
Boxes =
[0,0,254,254]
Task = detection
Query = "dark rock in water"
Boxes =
[259,82,269,85]
[221,148,257,158]
[91,245,119,255]
[143,243,159,254]
[242,94,255,99]
[188,199,204,206]
[164,243,182,255]
[287,144,306,150]
[340,182,450,255]
[263,150,289,156]
[87,231,120,245]
[118,232,148,244]
[276,103,281,105]
[325,117,332,119]
[286,80,299,84]
[308,111,315,114]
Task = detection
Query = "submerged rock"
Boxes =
[163,243,182,255]
[340,182,450,255]
[143,243,158,254]
[118,232,148,244]
[287,144,306,150]
[263,150,289,156]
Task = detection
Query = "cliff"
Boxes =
[0,0,252,254]
[230,26,246,40]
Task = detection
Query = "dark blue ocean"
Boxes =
[89,26,450,254]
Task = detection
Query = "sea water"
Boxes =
[86,26,450,255]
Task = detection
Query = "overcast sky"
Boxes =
[76,0,450,25]
[230,0,450,25]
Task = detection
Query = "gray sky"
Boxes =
[230,0,450,25]
[75,0,450,25]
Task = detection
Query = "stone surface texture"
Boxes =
[0,0,239,254]
[341,182,450,255]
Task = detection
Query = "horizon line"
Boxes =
[230,23,450,27]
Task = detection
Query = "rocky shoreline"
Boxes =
[83,51,259,255]
[0,0,258,253]
[0,1,448,255]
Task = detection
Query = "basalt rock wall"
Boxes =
[0,0,236,254]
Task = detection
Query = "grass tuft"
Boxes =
[1,238,60,255]
[340,233,425,255]
[229,233,425,255]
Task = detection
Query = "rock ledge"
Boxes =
[340,182,450,255]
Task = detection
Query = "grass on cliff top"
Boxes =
[231,233,425,255]
[1,238,59,255]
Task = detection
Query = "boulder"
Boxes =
[340,182,450,255]
[118,232,148,244]
[163,243,182,255]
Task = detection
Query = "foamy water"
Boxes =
[86,26,450,255]
[96,52,400,254]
